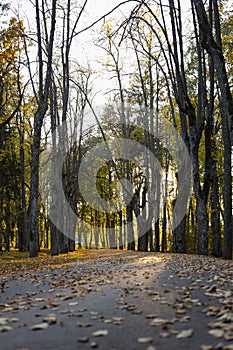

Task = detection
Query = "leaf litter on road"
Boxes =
[0,250,232,349]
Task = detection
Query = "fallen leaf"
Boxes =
[208,329,224,338]
[90,342,99,348]
[176,328,194,339]
[103,319,112,324]
[159,332,170,338]
[176,309,186,315]
[146,314,157,319]
[137,337,153,344]
[0,317,9,325]
[0,326,13,332]
[179,316,190,323]
[43,315,57,324]
[29,323,49,331]
[77,322,92,328]
[92,330,108,337]
[218,313,233,323]
[224,332,233,341]
[147,291,155,296]
[77,336,89,343]
[69,302,79,306]
[132,309,143,314]
[150,318,170,326]
[206,285,217,293]
[112,317,124,322]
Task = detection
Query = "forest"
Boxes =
[0,0,232,260]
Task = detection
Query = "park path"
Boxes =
[0,250,232,350]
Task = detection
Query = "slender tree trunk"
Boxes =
[211,164,222,257]
[161,203,167,253]
[119,211,123,249]
[20,114,29,252]
[192,0,232,259]
[138,182,148,252]
[222,109,232,260]
[29,0,57,257]
[29,104,47,257]
[127,205,135,251]
[136,187,148,252]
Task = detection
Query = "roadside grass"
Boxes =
[0,248,136,275]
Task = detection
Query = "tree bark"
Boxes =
[29,0,57,257]
[192,0,232,259]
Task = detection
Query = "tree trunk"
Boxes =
[222,117,232,260]
[20,115,29,252]
[29,0,57,257]
[119,211,123,249]
[50,219,59,256]
[127,205,135,251]
[192,0,232,259]
[188,105,208,255]
[211,166,222,257]
[29,105,46,257]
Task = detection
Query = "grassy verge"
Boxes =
[0,248,137,275]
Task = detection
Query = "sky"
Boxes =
[74,0,192,104]
[7,0,192,104]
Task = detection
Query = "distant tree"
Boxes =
[0,15,26,251]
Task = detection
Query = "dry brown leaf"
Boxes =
[208,329,224,338]
[112,317,124,322]
[224,332,233,341]
[43,315,57,324]
[137,337,153,344]
[146,314,157,319]
[176,309,186,314]
[159,332,170,338]
[77,322,92,328]
[77,336,89,343]
[90,342,99,348]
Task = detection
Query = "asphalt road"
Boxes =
[0,251,232,350]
